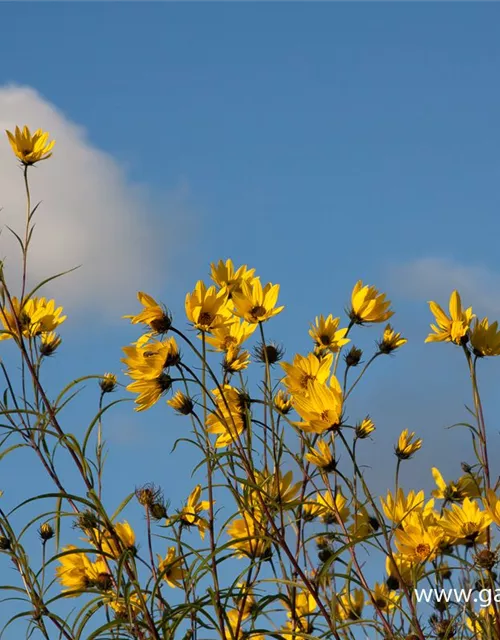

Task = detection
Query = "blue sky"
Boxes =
[1,3,500,636]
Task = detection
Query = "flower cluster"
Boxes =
[1,126,500,640]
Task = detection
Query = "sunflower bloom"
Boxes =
[223,348,251,373]
[349,506,379,541]
[6,126,55,165]
[206,385,247,448]
[349,281,393,324]
[425,290,474,345]
[56,546,111,594]
[378,324,407,354]
[395,429,422,460]
[381,489,434,527]
[309,314,350,353]
[355,416,375,439]
[431,467,481,502]
[126,374,172,411]
[285,590,317,627]
[305,439,336,472]
[394,517,443,563]
[232,278,284,324]
[107,593,143,619]
[158,547,186,588]
[273,389,292,414]
[247,470,301,512]
[125,291,171,334]
[281,352,333,395]
[470,317,500,357]
[226,513,271,559]
[167,390,194,415]
[386,552,423,588]
[40,331,62,356]
[439,497,492,545]
[335,589,364,621]
[292,378,343,434]
[178,485,211,539]
[210,259,256,296]
[0,297,66,341]
[484,489,500,527]
[204,319,257,352]
[313,489,350,525]
[368,582,400,611]
[185,280,232,332]
[89,522,136,559]
[122,337,179,380]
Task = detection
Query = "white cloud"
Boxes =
[389,256,500,315]
[0,85,194,322]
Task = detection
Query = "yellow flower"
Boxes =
[223,348,251,373]
[386,552,422,588]
[210,259,256,296]
[122,337,179,380]
[285,590,317,621]
[349,281,393,324]
[6,126,55,165]
[122,338,179,410]
[273,389,292,414]
[204,319,257,352]
[425,290,474,345]
[247,470,301,512]
[233,583,258,618]
[335,589,364,621]
[56,546,111,594]
[178,485,211,539]
[349,506,378,541]
[368,582,400,611]
[39,331,62,356]
[381,489,434,527]
[309,314,350,353]
[89,522,136,559]
[158,547,186,588]
[394,517,443,563]
[167,390,194,415]
[232,278,284,323]
[206,385,247,448]
[305,439,336,472]
[226,513,270,559]
[466,606,496,639]
[395,429,422,460]
[431,467,481,502]
[292,378,343,434]
[125,292,171,334]
[0,297,66,341]
[126,374,172,411]
[470,317,500,357]
[355,416,375,439]
[185,280,232,332]
[107,593,143,619]
[484,489,500,527]
[281,352,332,395]
[314,489,350,525]
[378,324,407,354]
[439,497,492,545]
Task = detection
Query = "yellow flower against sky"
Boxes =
[425,290,474,345]
[6,125,55,165]
[349,280,393,325]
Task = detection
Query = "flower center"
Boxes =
[300,373,315,388]
[319,334,331,346]
[415,543,431,560]
[250,305,266,320]
[198,311,215,327]
[224,336,238,349]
